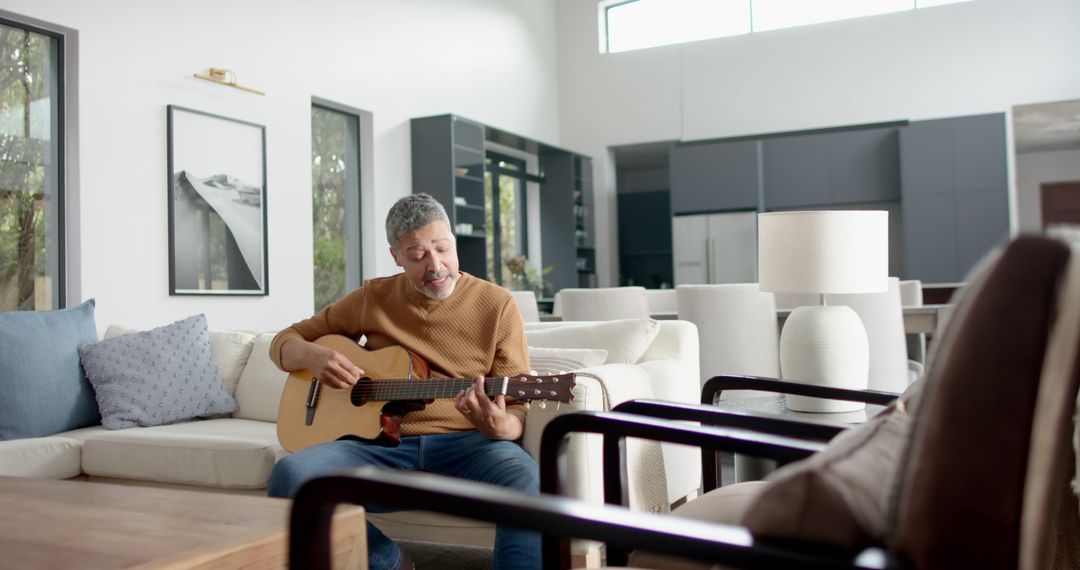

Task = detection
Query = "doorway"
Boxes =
[1041,181,1080,229]
[483,151,528,285]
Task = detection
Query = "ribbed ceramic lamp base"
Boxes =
[779,305,868,413]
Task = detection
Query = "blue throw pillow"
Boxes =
[0,299,101,440]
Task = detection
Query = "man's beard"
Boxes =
[418,270,459,300]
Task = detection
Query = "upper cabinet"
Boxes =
[659,114,1008,283]
[670,140,759,214]
[764,126,900,209]
[900,113,1009,283]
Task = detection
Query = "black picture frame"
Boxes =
[167,105,268,296]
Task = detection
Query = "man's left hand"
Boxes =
[454,376,523,440]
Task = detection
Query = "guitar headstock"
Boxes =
[503,372,576,404]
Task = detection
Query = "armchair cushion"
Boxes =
[525,318,660,365]
[629,481,768,570]
[739,383,921,547]
[894,236,1071,568]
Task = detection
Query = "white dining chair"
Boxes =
[509,290,541,323]
[899,279,926,366]
[558,287,649,321]
[676,283,782,483]
[644,289,677,315]
[778,277,913,393]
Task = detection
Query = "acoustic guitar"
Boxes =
[276,335,576,452]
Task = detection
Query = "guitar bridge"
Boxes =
[305,379,321,426]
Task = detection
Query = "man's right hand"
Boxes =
[279,338,363,389]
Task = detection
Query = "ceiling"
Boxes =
[1013,99,1080,154]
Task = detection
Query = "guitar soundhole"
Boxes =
[350,378,373,407]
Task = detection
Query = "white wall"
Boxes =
[1,0,560,330]
[554,0,1080,286]
[1015,148,1080,232]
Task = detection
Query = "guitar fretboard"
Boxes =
[349,378,515,404]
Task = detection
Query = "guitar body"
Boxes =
[276,336,430,453]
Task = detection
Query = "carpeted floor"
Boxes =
[398,539,492,569]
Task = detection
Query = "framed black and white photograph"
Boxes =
[167,105,268,295]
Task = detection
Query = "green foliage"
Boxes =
[0,25,49,310]
[311,107,349,311]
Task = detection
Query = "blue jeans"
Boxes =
[268,431,541,570]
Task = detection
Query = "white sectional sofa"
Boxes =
[0,318,700,563]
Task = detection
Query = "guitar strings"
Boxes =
[338,377,569,403]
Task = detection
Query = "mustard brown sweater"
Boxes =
[270,272,529,436]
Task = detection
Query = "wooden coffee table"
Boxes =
[0,476,366,569]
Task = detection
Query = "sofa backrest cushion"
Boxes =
[527,346,608,374]
[233,332,289,422]
[524,319,660,364]
[105,325,255,395]
[79,314,238,429]
[0,299,101,440]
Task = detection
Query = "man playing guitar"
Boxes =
[267,193,538,570]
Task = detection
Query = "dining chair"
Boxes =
[509,289,541,322]
[777,277,914,393]
[557,286,649,321]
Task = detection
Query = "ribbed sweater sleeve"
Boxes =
[268,272,530,435]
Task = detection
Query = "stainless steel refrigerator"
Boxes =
[673,211,758,285]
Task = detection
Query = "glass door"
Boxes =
[483,152,527,285]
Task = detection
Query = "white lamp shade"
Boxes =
[758,210,888,294]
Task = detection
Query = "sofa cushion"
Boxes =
[79,314,238,429]
[527,346,608,374]
[79,418,282,489]
[0,299,100,440]
[105,325,256,395]
[233,332,289,422]
[525,319,660,364]
[0,437,82,479]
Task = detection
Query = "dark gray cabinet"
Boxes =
[540,153,595,292]
[410,115,487,277]
[900,113,1009,283]
[764,127,899,209]
[411,114,593,292]
[670,140,759,214]
[618,190,672,287]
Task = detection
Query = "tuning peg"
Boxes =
[524,402,531,410]
[555,402,561,411]
[538,401,547,409]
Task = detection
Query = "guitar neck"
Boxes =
[359,378,511,401]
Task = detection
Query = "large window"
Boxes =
[601,0,973,53]
[0,17,63,311]
[310,101,366,312]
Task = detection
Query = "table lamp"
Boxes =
[758,210,888,412]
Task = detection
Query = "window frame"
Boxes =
[309,97,372,312]
[0,9,79,309]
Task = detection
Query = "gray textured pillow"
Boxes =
[78,314,237,429]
